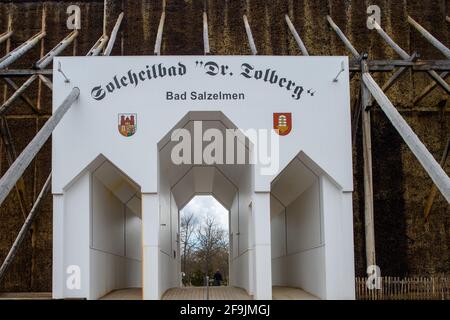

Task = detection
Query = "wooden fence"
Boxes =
[356,277,450,300]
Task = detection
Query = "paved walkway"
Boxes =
[101,286,319,300]
[100,288,142,300]
[0,286,319,300]
[162,287,252,300]
[272,286,319,300]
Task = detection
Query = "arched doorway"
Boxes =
[155,111,256,299]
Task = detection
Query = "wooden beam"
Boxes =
[0,15,28,220]
[0,69,52,77]
[34,30,78,69]
[0,75,38,116]
[2,78,39,113]
[203,11,210,55]
[424,137,450,221]
[0,30,13,45]
[0,117,30,220]
[285,15,309,56]
[361,60,376,269]
[243,15,257,55]
[327,15,360,58]
[154,10,166,55]
[103,0,108,36]
[104,12,124,56]
[0,60,447,77]
[0,31,46,69]
[408,16,450,59]
[38,74,52,90]
[86,35,109,56]
[414,72,449,104]
[0,87,79,207]
[362,72,450,202]
[372,20,450,95]
[0,173,51,283]
[350,59,450,72]
[0,14,12,45]
[351,88,361,147]
[369,53,419,106]
[407,17,450,104]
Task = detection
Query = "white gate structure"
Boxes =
[51,55,354,300]
[0,2,448,301]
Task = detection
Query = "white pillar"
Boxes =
[321,177,356,299]
[341,191,356,300]
[52,194,64,299]
[252,192,272,300]
[142,193,160,300]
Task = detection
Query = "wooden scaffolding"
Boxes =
[0,1,448,292]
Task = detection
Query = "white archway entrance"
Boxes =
[155,111,258,298]
[52,55,355,300]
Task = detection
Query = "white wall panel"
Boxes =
[286,180,322,253]
[63,173,91,298]
[92,176,125,256]
[126,207,142,261]
[90,175,142,299]
[270,212,286,259]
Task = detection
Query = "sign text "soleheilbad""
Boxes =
[90,60,315,102]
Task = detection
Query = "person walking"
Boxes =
[213,269,223,286]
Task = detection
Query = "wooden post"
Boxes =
[87,35,109,56]
[362,72,450,202]
[0,31,46,69]
[103,0,107,36]
[361,59,376,269]
[0,173,51,283]
[243,15,257,55]
[424,137,450,220]
[285,15,309,56]
[203,11,210,55]
[0,31,12,45]
[0,87,79,207]
[327,15,360,58]
[408,16,450,59]
[154,1,166,56]
[104,12,124,56]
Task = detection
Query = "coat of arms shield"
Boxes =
[118,113,137,137]
[273,113,292,136]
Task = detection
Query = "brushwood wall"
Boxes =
[0,0,448,291]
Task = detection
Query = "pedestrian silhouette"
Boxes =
[213,269,223,286]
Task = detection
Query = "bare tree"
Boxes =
[196,216,228,279]
[180,210,198,285]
